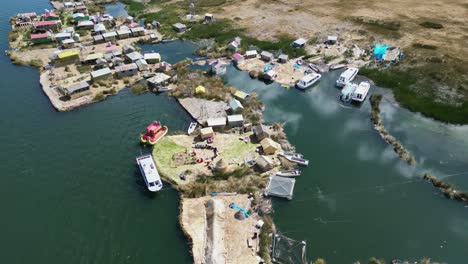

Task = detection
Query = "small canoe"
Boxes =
[276,170,301,177]
[283,155,309,166]
[329,64,346,71]
[279,151,304,159]
[187,122,197,135]
[158,87,173,92]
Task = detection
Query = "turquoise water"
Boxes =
[1,1,468,263]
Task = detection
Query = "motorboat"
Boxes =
[351,81,371,102]
[335,67,358,87]
[340,82,358,102]
[296,73,321,90]
[187,121,197,135]
[136,154,163,192]
[276,170,301,177]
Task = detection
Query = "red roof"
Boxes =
[35,21,59,26]
[31,33,51,40]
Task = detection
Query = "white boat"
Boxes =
[158,87,173,92]
[335,67,359,87]
[340,82,358,102]
[187,121,197,135]
[284,155,309,166]
[308,63,320,73]
[351,81,371,102]
[276,170,301,177]
[279,151,304,159]
[329,64,346,71]
[296,73,321,89]
[136,154,163,192]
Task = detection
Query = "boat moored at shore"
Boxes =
[276,170,301,177]
[187,121,197,135]
[296,73,321,90]
[352,81,371,102]
[335,67,359,87]
[136,154,163,192]
[340,82,358,102]
[140,121,168,145]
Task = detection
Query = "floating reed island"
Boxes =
[370,94,416,165]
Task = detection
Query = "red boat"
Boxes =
[140,121,168,145]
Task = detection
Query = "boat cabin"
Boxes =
[296,73,321,89]
[351,82,371,102]
[335,67,358,87]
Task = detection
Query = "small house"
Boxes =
[102,32,117,42]
[155,61,172,72]
[72,13,89,22]
[260,138,280,155]
[93,23,106,34]
[123,44,136,54]
[130,27,145,37]
[54,32,72,42]
[93,34,104,44]
[64,2,74,8]
[233,90,250,100]
[96,58,108,68]
[228,37,241,52]
[278,54,288,63]
[206,117,226,129]
[144,53,161,64]
[227,115,244,127]
[172,23,187,32]
[30,33,52,44]
[34,20,62,31]
[62,38,75,48]
[245,50,258,59]
[232,53,244,65]
[56,50,80,64]
[43,12,60,21]
[125,16,134,23]
[265,176,295,200]
[90,67,112,80]
[82,53,104,64]
[114,63,138,77]
[147,73,171,87]
[229,98,243,111]
[256,155,274,172]
[292,38,307,48]
[326,35,338,45]
[203,13,214,24]
[260,51,274,62]
[17,12,37,20]
[136,59,149,71]
[77,20,94,30]
[117,29,131,39]
[111,57,124,67]
[254,124,271,141]
[209,60,228,75]
[200,127,214,140]
[125,51,143,62]
[62,81,90,96]
[74,5,88,13]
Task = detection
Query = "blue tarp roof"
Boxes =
[374,44,389,60]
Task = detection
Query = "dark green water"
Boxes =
[2,1,468,263]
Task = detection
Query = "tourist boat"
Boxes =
[340,82,358,102]
[335,67,359,87]
[276,170,301,177]
[351,81,371,102]
[136,154,163,192]
[329,64,346,71]
[296,73,321,90]
[187,121,197,135]
[308,63,320,73]
[279,151,304,159]
[140,121,168,145]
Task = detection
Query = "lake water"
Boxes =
[1,1,468,263]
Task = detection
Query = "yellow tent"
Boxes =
[195,85,206,94]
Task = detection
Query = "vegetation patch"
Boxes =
[361,67,468,124]
[350,16,401,39]
[419,21,444,29]
[259,215,273,263]
[130,82,148,95]
[423,173,468,204]
[120,0,146,16]
[92,92,105,102]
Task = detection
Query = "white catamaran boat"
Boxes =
[187,122,197,135]
[276,170,301,177]
[296,73,321,90]
[351,81,371,102]
[136,154,163,192]
[335,67,359,87]
[340,82,358,102]
[284,155,309,166]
